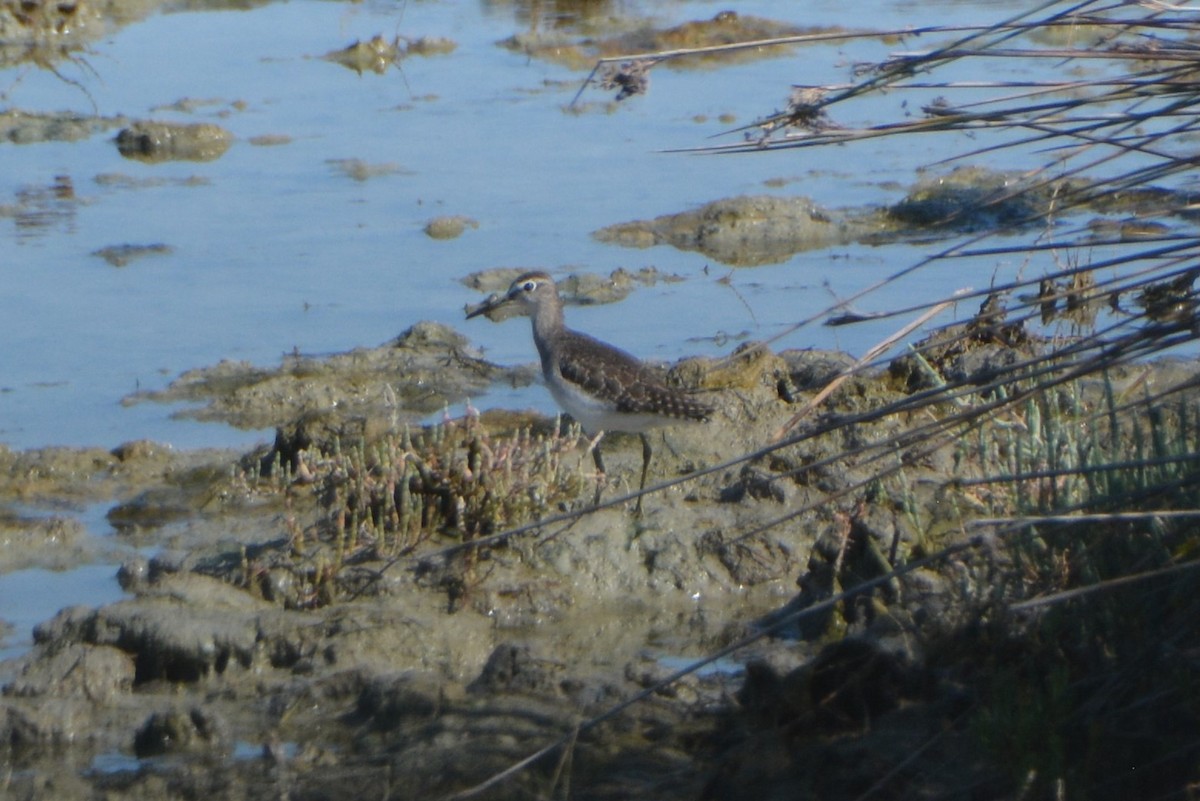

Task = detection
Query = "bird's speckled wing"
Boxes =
[553,330,712,422]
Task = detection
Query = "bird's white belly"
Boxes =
[545,377,666,434]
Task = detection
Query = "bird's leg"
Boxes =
[635,432,652,516]
[586,431,607,505]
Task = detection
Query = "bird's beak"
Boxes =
[465,290,517,321]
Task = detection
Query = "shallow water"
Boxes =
[0,563,125,663]
[0,501,130,664]
[1,0,1047,452]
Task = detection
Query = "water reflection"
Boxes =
[6,174,80,244]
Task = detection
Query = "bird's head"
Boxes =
[465,271,557,321]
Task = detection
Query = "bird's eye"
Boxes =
[522,281,536,292]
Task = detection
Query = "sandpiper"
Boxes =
[466,271,712,511]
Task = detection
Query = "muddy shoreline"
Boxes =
[4,296,1194,799]
[3,224,1198,799]
[0,309,943,798]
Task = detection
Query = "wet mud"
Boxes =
[425,215,479,240]
[323,34,456,75]
[115,121,233,163]
[0,0,171,67]
[592,166,1200,267]
[501,10,837,72]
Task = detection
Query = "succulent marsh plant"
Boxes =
[306,413,590,566]
[232,414,593,608]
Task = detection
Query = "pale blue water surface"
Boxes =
[1,0,1044,452]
